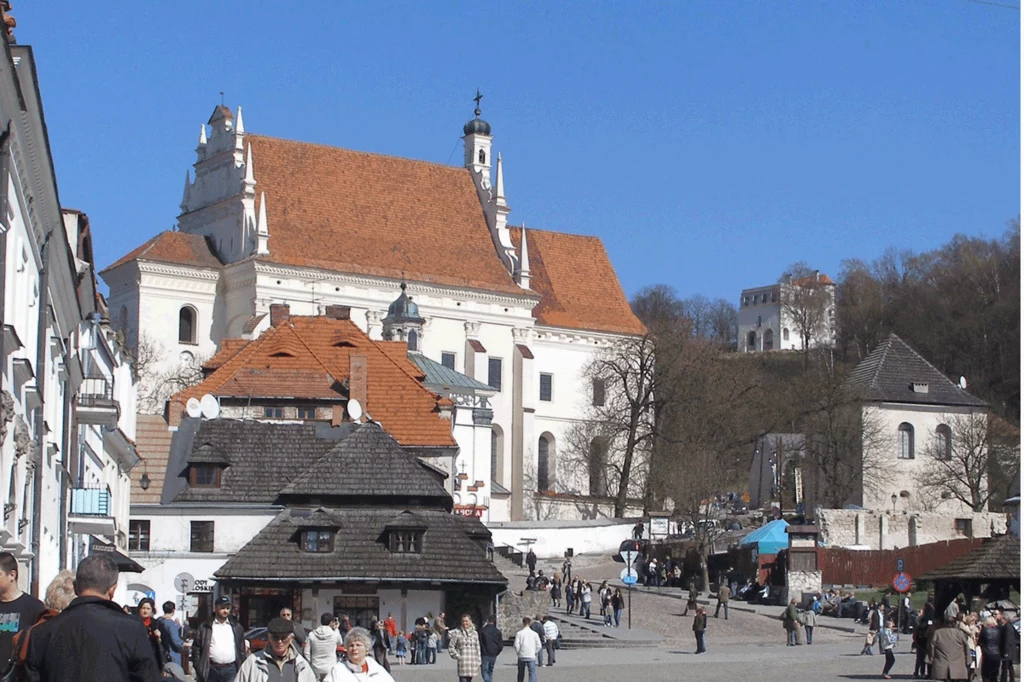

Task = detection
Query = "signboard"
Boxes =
[620,567,637,585]
[192,579,213,594]
[174,572,195,594]
[892,572,912,594]
[896,558,905,573]
[454,506,487,518]
[649,517,669,536]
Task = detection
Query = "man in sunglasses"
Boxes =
[234,617,316,682]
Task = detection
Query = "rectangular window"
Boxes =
[539,373,553,402]
[190,465,220,488]
[954,518,972,537]
[441,352,456,370]
[592,379,606,407]
[190,521,214,553]
[389,530,424,554]
[263,406,284,419]
[297,407,317,420]
[128,520,150,552]
[487,358,502,391]
[302,530,334,553]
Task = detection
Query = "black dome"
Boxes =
[463,115,491,136]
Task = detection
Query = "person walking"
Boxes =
[433,612,449,652]
[803,605,817,645]
[526,549,537,575]
[394,632,407,666]
[383,613,398,655]
[979,616,1002,682]
[693,606,707,654]
[880,616,898,679]
[912,611,933,679]
[234,617,316,682]
[8,570,74,681]
[862,601,880,655]
[575,579,584,616]
[136,598,169,670]
[581,582,592,620]
[784,599,800,647]
[562,556,572,584]
[447,614,482,682]
[191,596,246,682]
[157,601,186,668]
[599,581,612,626]
[550,580,561,610]
[542,616,559,667]
[513,618,542,682]
[305,613,344,681]
[683,581,698,617]
[997,607,1016,682]
[370,620,391,672]
[529,617,546,667]
[478,615,503,682]
[612,589,624,628]
[23,554,160,682]
[714,580,730,620]
[280,606,308,653]
[0,552,44,674]
[564,580,576,615]
[929,615,972,682]
[325,627,395,682]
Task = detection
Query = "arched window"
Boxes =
[935,424,952,461]
[490,425,504,484]
[407,330,418,352]
[178,306,197,344]
[898,423,915,459]
[747,331,757,349]
[782,328,790,342]
[537,433,556,492]
[763,329,774,350]
[478,149,486,165]
[589,437,608,497]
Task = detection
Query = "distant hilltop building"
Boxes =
[738,271,836,352]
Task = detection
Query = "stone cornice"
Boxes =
[532,325,630,347]
[137,261,221,281]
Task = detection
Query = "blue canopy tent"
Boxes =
[740,519,789,555]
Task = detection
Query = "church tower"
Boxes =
[463,89,492,189]
[382,283,426,352]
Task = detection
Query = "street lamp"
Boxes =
[140,472,151,491]
[891,493,897,513]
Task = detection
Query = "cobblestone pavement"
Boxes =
[389,640,920,681]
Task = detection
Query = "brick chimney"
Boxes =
[348,354,367,421]
[325,305,351,320]
[270,303,290,327]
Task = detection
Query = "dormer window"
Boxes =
[190,464,221,488]
[389,530,424,554]
[302,530,335,553]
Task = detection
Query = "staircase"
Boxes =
[549,613,660,649]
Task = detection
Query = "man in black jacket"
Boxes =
[190,597,245,682]
[24,553,160,682]
[478,614,503,682]
[997,607,1017,682]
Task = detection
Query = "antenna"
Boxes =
[959,376,968,390]
[200,394,221,420]
[347,398,363,422]
[185,398,202,419]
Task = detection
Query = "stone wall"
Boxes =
[497,588,550,638]
[819,509,1007,550]
[488,518,638,558]
[785,570,822,606]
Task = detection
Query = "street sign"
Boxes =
[620,567,638,585]
[174,572,195,594]
[619,549,638,566]
[896,558,905,573]
[892,572,912,593]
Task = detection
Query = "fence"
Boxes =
[819,538,985,587]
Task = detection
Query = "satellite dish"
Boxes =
[199,394,220,420]
[347,399,363,422]
[185,398,202,419]
[959,376,968,390]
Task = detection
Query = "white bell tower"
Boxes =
[463,89,492,190]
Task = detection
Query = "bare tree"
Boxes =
[919,412,1013,512]
[780,262,834,367]
[125,332,207,414]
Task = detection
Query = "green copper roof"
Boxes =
[409,353,493,392]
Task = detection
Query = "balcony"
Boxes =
[69,488,115,535]
[75,376,119,427]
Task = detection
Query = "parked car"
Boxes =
[612,539,645,563]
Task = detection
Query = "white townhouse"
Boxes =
[738,271,836,353]
[103,101,646,522]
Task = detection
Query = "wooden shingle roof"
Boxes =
[844,334,987,408]
[919,534,1020,581]
[215,506,505,584]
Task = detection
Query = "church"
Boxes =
[101,98,644,522]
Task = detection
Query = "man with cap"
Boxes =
[191,596,246,682]
[234,617,316,682]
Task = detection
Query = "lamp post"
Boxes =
[891,493,897,513]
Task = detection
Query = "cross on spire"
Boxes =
[473,88,483,116]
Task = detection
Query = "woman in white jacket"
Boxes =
[326,627,395,682]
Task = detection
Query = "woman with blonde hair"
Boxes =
[8,570,75,679]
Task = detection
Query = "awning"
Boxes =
[90,539,144,573]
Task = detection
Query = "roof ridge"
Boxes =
[246,133,473,175]
[279,319,338,383]
[887,333,967,394]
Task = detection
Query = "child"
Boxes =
[395,630,407,664]
[427,630,438,664]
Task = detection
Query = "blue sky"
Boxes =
[16,1,1020,303]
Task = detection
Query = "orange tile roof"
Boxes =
[792,273,835,287]
[247,135,524,296]
[202,339,248,371]
[172,315,455,447]
[510,227,645,336]
[101,231,221,273]
[131,414,174,504]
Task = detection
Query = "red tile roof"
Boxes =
[102,231,221,273]
[792,273,835,287]
[172,315,455,447]
[511,227,645,336]
[247,135,524,296]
